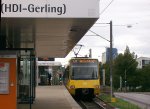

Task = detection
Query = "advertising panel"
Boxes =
[0,63,9,94]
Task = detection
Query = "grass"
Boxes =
[99,93,141,109]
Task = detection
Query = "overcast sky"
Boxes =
[56,0,150,64]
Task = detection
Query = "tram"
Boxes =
[63,57,100,99]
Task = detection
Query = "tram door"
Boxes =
[0,58,17,109]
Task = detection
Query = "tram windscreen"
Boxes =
[71,59,98,80]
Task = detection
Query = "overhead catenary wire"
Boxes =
[100,0,115,16]
[89,30,110,42]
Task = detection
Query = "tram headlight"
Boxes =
[95,85,100,89]
[70,85,75,89]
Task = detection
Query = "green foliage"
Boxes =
[102,46,138,90]
[111,98,141,109]
[101,46,150,91]
[113,46,138,89]
[136,65,150,91]
[99,93,141,109]
[102,63,110,86]
[99,93,111,102]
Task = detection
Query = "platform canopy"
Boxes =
[1,0,99,58]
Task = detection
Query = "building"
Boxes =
[102,52,106,64]
[102,48,118,64]
[136,57,150,69]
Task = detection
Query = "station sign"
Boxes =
[1,0,99,18]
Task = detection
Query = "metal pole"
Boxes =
[120,76,122,91]
[103,69,106,86]
[125,69,127,92]
[110,21,113,99]
[89,49,92,58]
[30,53,32,109]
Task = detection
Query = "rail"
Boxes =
[77,98,105,109]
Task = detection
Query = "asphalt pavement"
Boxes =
[115,92,150,109]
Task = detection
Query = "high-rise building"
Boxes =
[102,48,118,64]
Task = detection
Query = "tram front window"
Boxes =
[71,63,98,80]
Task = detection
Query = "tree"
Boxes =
[137,65,150,91]
[102,63,110,86]
[113,46,138,90]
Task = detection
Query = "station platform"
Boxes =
[18,86,81,109]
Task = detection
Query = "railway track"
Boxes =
[78,98,105,109]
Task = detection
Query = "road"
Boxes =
[115,92,150,109]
